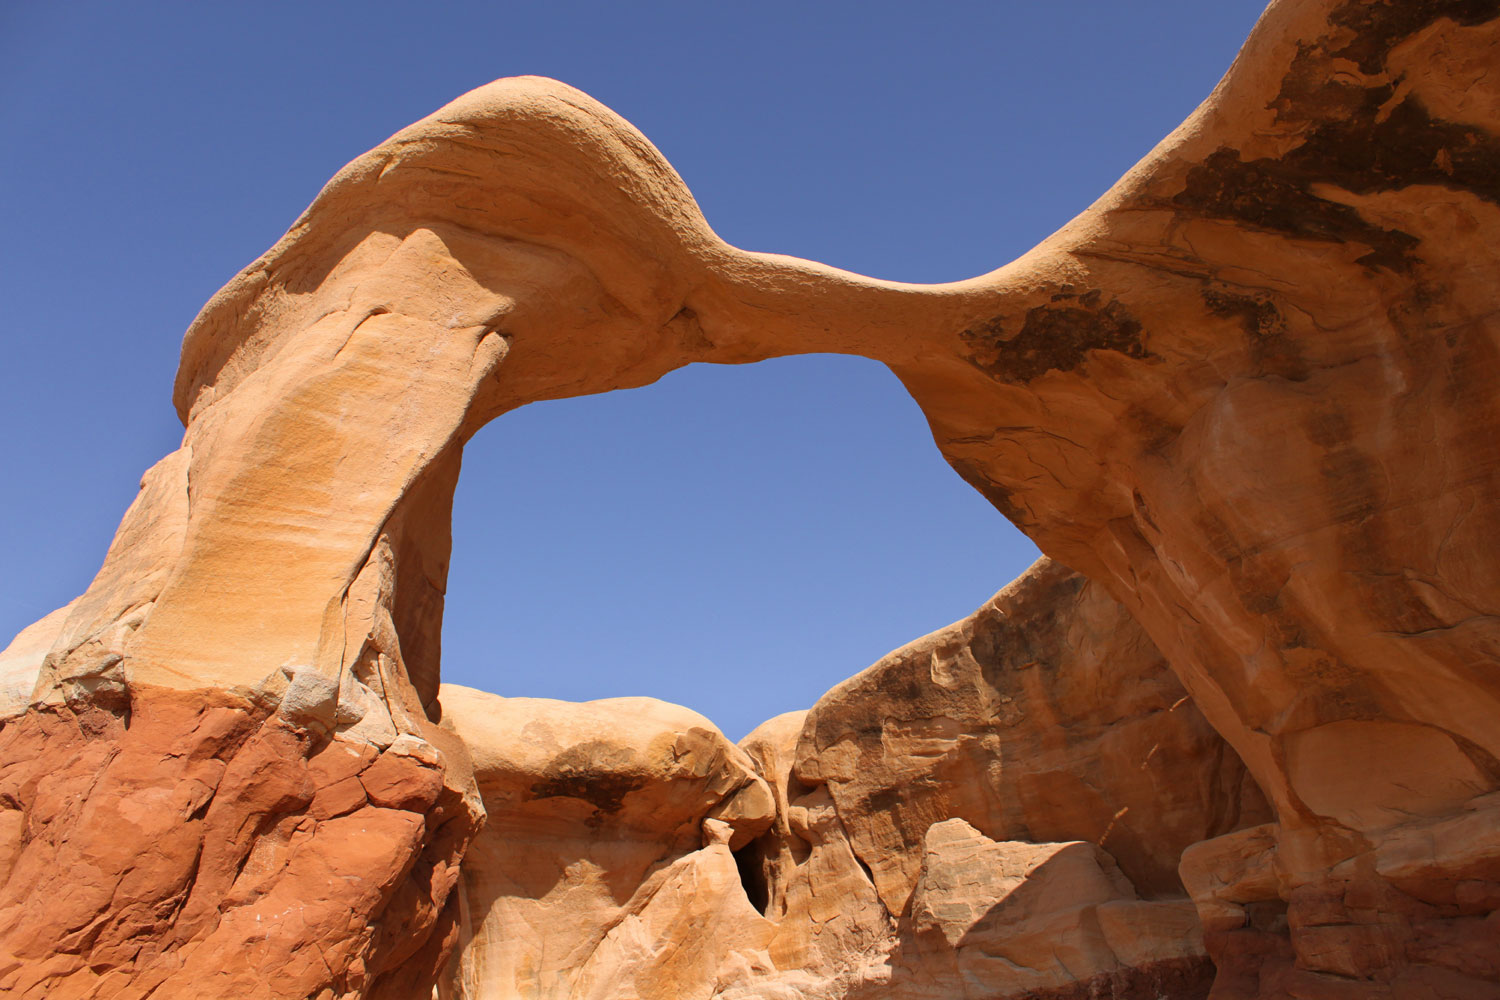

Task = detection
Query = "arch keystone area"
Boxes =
[2,1,1500,996]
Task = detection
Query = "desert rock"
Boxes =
[873,818,1210,1000]
[436,560,1247,1000]
[1,0,1498,995]
[734,559,1255,999]
[794,558,1269,913]
[435,686,775,999]
[0,686,481,999]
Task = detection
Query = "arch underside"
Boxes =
[2,1,1500,997]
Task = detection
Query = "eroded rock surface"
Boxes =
[729,558,1260,999]
[0,685,481,999]
[875,819,1207,1000]
[427,560,1262,999]
[434,687,776,999]
[2,0,1499,995]
[793,559,1269,912]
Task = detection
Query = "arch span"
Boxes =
[4,1,1500,994]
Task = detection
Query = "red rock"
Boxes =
[0,688,479,999]
[311,775,369,821]
[359,742,444,812]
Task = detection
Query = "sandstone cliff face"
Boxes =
[427,559,1264,1000]
[729,558,1264,999]
[2,0,1498,996]
[792,559,1268,910]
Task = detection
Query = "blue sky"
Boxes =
[0,1,1267,739]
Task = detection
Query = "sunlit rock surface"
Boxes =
[434,689,775,999]
[725,559,1259,999]
[3,0,1499,995]
[434,561,1254,999]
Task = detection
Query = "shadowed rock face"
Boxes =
[1,0,1499,996]
[791,559,1269,912]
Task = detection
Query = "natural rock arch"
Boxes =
[1,1,1498,996]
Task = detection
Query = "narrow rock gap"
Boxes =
[732,842,769,914]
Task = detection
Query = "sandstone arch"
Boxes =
[2,0,1499,996]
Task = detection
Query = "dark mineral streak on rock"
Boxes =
[960,290,1156,384]
[1172,147,1422,272]
[1201,286,1307,381]
[1326,0,1500,74]
[1174,3,1500,273]
[529,772,648,816]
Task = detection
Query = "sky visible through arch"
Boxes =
[0,1,1267,740]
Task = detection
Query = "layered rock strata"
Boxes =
[1,0,1498,995]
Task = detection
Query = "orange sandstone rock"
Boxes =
[794,559,1269,913]
[733,560,1256,999]
[434,686,775,999]
[0,0,1497,995]
[0,686,481,999]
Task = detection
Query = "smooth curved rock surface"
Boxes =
[1,0,1498,996]
[434,685,774,999]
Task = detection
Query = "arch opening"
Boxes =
[440,354,1041,741]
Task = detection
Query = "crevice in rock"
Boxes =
[732,841,770,915]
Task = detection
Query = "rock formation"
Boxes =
[2,0,1499,996]
[430,559,1260,1000]
[729,559,1267,999]
[433,690,777,999]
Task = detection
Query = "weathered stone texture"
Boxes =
[433,688,776,999]
[731,559,1260,999]
[3,0,1499,995]
[0,686,481,998]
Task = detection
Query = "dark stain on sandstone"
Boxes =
[1174,1,1500,274]
[1172,146,1420,272]
[529,740,647,819]
[1299,407,1452,636]
[1306,409,1383,527]
[1202,287,1308,381]
[1325,0,1500,74]
[944,455,1030,529]
[960,289,1156,384]
[529,771,646,819]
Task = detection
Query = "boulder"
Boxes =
[435,685,775,999]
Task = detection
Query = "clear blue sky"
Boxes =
[0,1,1267,739]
